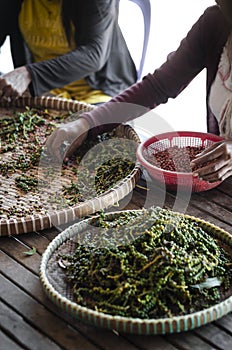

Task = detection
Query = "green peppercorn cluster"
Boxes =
[66,135,136,197]
[61,207,232,319]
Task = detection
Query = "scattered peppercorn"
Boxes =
[146,146,211,172]
[0,107,137,219]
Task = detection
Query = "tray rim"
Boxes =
[0,96,141,236]
[39,208,232,335]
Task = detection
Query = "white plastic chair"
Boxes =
[118,0,151,80]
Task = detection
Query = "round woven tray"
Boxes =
[0,96,141,236]
[39,209,232,335]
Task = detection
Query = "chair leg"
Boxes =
[129,0,151,79]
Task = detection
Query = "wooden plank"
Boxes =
[0,250,49,303]
[194,323,232,350]
[3,250,228,350]
[75,327,143,350]
[0,253,142,350]
[215,314,232,334]
[131,179,232,234]
[165,331,218,350]
[197,190,232,213]
[124,334,178,350]
[129,184,148,208]
[188,193,232,226]
[1,178,231,350]
[179,199,232,234]
[0,301,62,350]
[0,228,61,257]
[0,275,100,350]
[16,231,52,255]
[138,176,232,217]
[0,329,25,350]
[217,177,232,196]
[36,227,63,241]
[0,236,41,275]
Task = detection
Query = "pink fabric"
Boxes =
[209,33,232,138]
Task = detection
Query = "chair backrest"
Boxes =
[118,0,151,81]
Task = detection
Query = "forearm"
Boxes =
[27,42,109,96]
[81,74,159,137]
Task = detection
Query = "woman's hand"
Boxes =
[191,140,232,182]
[0,66,31,100]
[45,117,90,162]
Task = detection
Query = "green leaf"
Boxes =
[23,247,37,256]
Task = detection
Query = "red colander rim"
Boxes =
[136,131,224,176]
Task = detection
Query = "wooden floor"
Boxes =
[1,176,232,350]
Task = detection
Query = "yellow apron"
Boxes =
[19,0,111,104]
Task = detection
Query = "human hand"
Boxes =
[45,117,90,162]
[190,140,232,182]
[0,66,31,100]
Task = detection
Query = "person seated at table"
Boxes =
[47,0,232,183]
[0,0,137,104]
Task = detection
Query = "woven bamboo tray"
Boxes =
[39,209,232,335]
[0,96,141,236]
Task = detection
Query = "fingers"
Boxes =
[45,119,90,162]
[192,153,232,182]
[191,141,224,165]
[190,140,232,183]
[193,162,232,182]
[220,169,232,181]
[193,160,224,182]
[0,85,19,100]
[0,78,5,91]
[45,128,70,161]
[0,80,20,101]
[63,140,80,159]
[0,67,31,100]
[46,133,85,163]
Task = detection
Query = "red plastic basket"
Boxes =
[136,131,224,192]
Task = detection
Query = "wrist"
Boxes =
[78,117,90,131]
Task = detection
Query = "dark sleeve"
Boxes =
[82,6,220,136]
[26,0,118,96]
[0,0,19,47]
[0,3,8,47]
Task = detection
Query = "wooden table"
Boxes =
[1,175,232,350]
